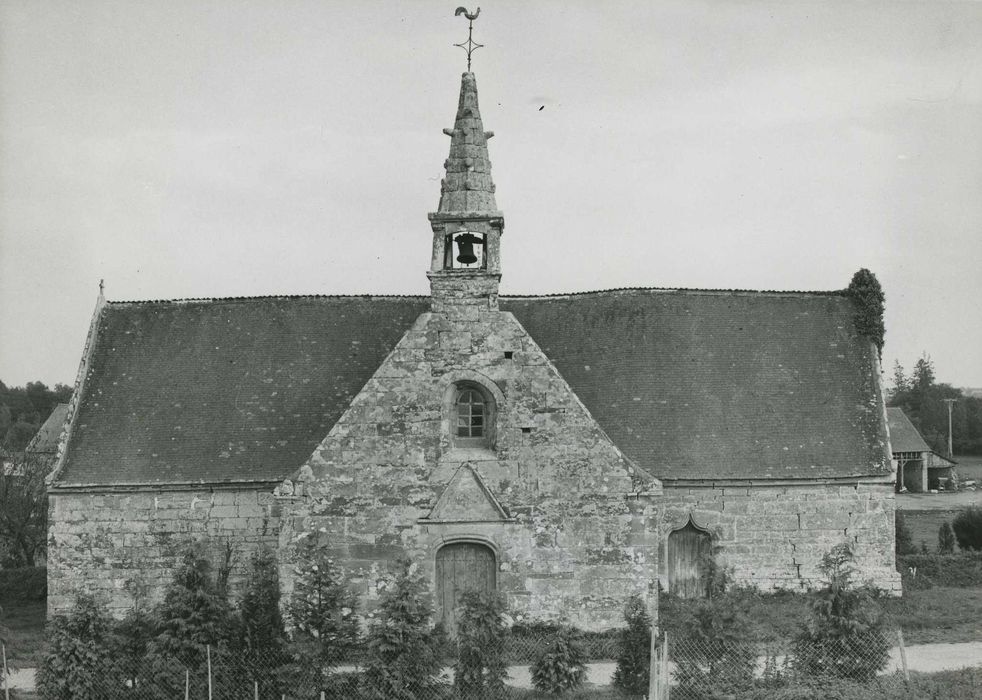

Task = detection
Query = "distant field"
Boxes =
[956,454,982,482]
[902,509,961,553]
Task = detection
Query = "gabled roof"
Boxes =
[26,403,70,455]
[886,407,932,454]
[55,288,890,487]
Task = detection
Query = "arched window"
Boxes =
[452,383,494,449]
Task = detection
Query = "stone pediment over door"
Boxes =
[421,464,511,523]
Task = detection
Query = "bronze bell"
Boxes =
[455,232,481,265]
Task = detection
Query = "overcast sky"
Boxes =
[1,0,981,388]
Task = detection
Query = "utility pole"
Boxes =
[943,398,957,458]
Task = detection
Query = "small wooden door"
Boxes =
[435,543,496,634]
[667,520,712,598]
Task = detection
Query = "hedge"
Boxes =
[897,553,982,589]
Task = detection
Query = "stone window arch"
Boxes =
[453,382,494,449]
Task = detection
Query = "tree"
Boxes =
[0,450,48,566]
[287,540,360,668]
[792,544,889,682]
[36,593,119,699]
[530,624,588,696]
[889,361,909,402]
[895,511,916,556]
[233,545,289,697]
[363,559,445,699]
[612,595,652,695]
[673,596,755,699]
[454,590,508,699]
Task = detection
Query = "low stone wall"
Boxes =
[47,485,280,616]
[659,481,901,594]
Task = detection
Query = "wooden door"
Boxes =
[435,543,496,635]
[667,521,712,598]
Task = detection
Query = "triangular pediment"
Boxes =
[424,464,509,522]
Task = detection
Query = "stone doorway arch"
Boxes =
[667,517,713,598]
[435,541,497,634]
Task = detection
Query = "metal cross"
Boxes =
[453,7,483,71]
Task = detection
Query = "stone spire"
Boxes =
[435,72,499,216]
[427,71,504,314]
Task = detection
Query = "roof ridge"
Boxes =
[500,286,848,299]
[105,293,430,305]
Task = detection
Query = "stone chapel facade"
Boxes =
[46,68,900,629]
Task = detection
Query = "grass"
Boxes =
[956,454,982,482]
[0,599,46,667]
[904,509,962,553]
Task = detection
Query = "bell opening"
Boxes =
[444,231,486,270]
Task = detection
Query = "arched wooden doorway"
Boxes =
[435,542,496,634]
[667,518,713,598]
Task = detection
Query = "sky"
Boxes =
[1,0,981,388]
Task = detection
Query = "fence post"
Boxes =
[897,629,910,684]
[648,627,659,700]
[3,641,10,700]
[185,668,190,700]
[255,679,259,700]
[662,632,670,700]
[207,644,213,700]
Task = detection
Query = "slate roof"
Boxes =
[886,407,932,454]
[55,289,890,486]
[26,403,70,455]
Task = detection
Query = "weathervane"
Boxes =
[454,7,482,71]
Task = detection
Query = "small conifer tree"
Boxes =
[612,595,652,695]
[952,506,982,551]
[364,559,445,699]
[454,590,508,699]
[673,596,755,698]
[287,540,360,667]
[235,546,288,696]
[895,511,916,556]
[792,543,889,681]
[36,593,118,700]
[530,623,587,696]
[939,521,956,554]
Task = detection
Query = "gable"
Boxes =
[886,407,932,454]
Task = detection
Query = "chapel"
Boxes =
[46,40,900,628]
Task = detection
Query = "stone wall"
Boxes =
[48,485,280,616]
[659,481,901,594]
[279,304,662,631]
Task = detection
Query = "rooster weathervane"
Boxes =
[454,7,483,71]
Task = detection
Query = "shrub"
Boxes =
[0,566,46,603]
[673,596,756,699]
[287,540,360,668]
[142,542,236,698]
[35,593,118,700]
[895,511,916,556]
[939,521,956,555]
[363,559,445,699]
[111,606,156,691]
[530,624,587,696]
[896,552,982,589]
[612,595,651,695]
[453,590,508,699]
[792,544,889,682]
[952,506,982,551]
[234,546,288,697]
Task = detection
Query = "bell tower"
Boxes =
[427,64,503,313]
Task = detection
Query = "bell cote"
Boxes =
[427,72,504,313]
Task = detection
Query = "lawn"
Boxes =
[0,599,45,667]
[903,509,962,552]
[956,454,982,482]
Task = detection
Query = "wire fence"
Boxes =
[7,626,979,700]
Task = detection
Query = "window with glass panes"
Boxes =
[456,389,485,438]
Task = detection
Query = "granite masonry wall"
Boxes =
[48,486,280,616]
[659,481,901,593]
[279,294,662,632]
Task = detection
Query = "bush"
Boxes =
[453,591,508,699]
[233,546,288,697]
[896,552,982,589]
[895,511,916,556]
[35,593,118,700]
[530,624,587,696]
[952,506,982,551]
[612,595,651,695]
[939,521,956,554]
[287,539,360,668]
[792,544,889,682]
[673,596,756,699]
[363,559,445,699]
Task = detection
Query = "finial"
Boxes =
[453,7,483,71]
[99,279,105,296]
